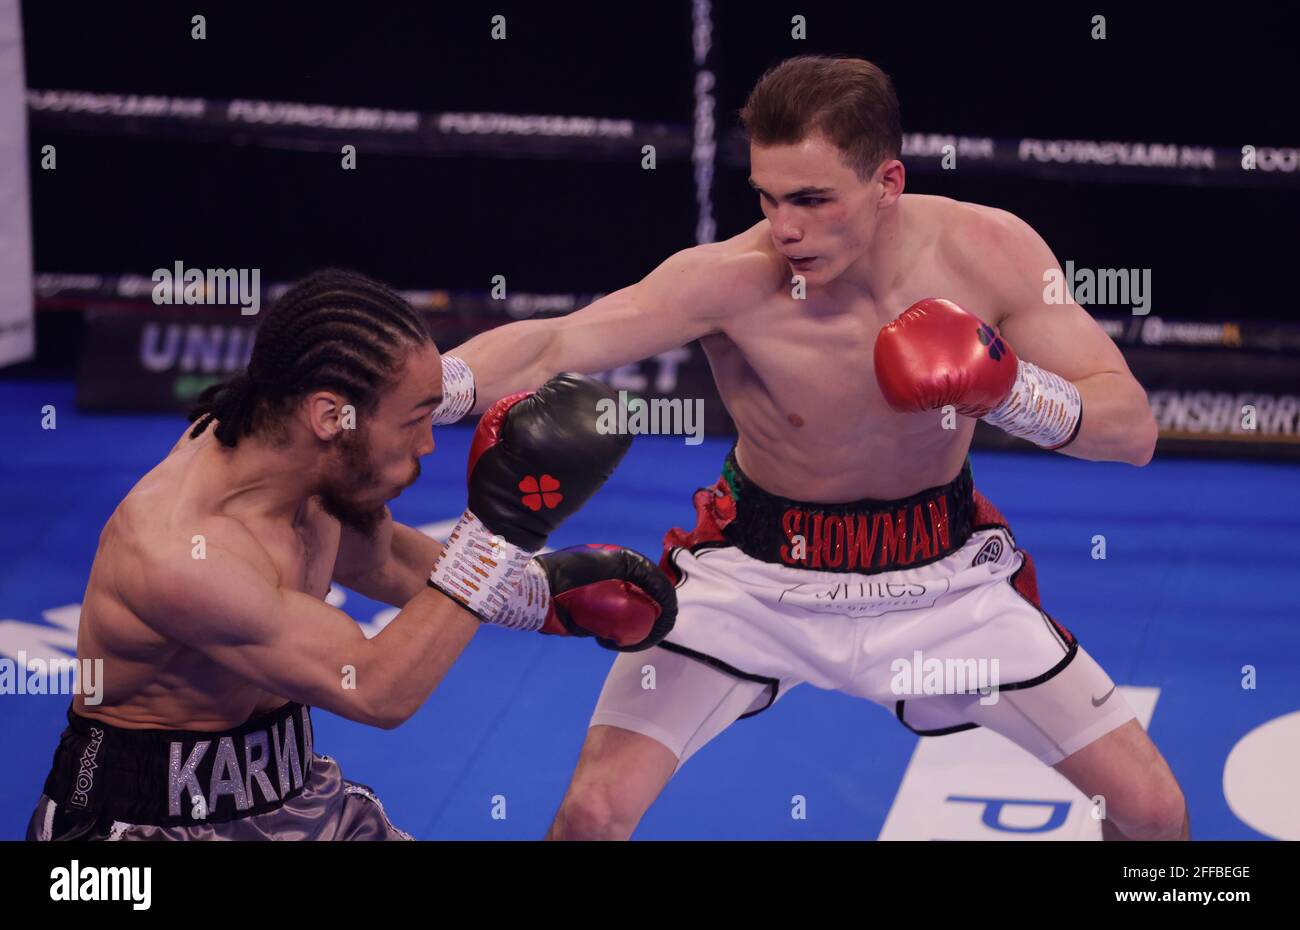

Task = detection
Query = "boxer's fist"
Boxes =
[873,298,1018,418]
[467,374,631,551]
[535,545,677,652]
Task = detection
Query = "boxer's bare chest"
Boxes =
[251,501,339,603]
[703,261,1000,501]
[172,504,339,716]
[79,467,341,726]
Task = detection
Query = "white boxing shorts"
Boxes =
[589,449,1136,769]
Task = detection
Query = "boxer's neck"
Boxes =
[827,196,907,300]
[211,434,323,526]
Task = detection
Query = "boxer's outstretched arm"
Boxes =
[127,521,476,729]
[451,246,767,411]
[974,209,1158,465]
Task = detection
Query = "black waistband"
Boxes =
[41,701,315,828]
[720,446,975,573]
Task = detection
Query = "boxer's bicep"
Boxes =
[982,210,1135,383]
[454,245,758,403]
[235,587,385,717]
[132,538,382,721]
[1000,291,1133,384]
[548,247,755,373]
[332,507,392,592]
[975,211,1156,463]
[547,288,706,375]
[335,519,443,608]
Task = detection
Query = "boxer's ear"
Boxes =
[304,391,352,441]
[876,159,905,208]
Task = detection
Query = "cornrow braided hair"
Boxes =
[188,269,431,447]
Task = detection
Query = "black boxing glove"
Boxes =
[465,374,631,551]
[429,374,631,620]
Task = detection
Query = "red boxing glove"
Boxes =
[534,544,677,652]
[873,298,1017,418]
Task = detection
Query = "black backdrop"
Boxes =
[19,1,1300,316]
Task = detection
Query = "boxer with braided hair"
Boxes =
[188,268,428,448]
[27,269,675,841]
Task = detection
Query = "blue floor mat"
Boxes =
[2,379,1297,839]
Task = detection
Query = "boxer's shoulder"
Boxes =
[924,196,1046,273]
[646,225,785,322]
[114,495,265,575]
[911,196,1055,319]
[681,226,781,281]
[108,476,277,626]
[725,219,796,271]
[703,221,798,298]
[170,418,209,454]
[118,514,280,645]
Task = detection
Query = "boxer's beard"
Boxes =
[317,427,387,537]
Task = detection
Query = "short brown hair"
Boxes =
[740,55,902,180]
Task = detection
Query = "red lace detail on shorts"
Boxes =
[971,489,1007,529]
[660,476,736,583]
[974,488,1075,645]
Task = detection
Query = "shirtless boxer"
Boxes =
[26,269,675,841]
[430,56,1187,841]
